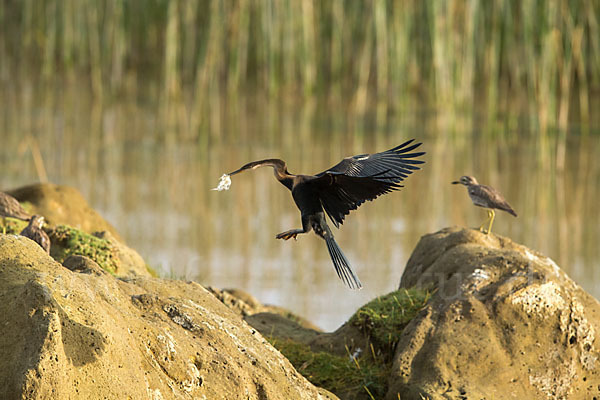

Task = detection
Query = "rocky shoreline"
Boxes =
[1,184,598,399]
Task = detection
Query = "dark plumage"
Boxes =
[20,215,51,253]
[0,191,31,234]
[452,175,517,234]
[225,140,425,289]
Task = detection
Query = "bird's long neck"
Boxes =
[271,163,294,191]
[277,173,294,191]
[229,158,295,190]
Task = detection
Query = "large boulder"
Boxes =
[0,235,336,400]
[248,227,600,400]
[393,227,600,399]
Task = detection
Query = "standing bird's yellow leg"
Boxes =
[478,211,491,233]
[478,209,495,234]
[485,209,496,235]
[1,217,5,235]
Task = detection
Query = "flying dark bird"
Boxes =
[217,140,425,289]
[0,191,31,234]
[20,214,51,253]
[452,175,517,235]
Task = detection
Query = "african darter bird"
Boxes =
[218,140,425,289]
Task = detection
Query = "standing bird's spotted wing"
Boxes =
[309,140,425,227]
[469,184,517,217]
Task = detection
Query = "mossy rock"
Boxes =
[264,288,432,399]
[349,288,432,359]
[267,337,387,399]
[48,225,120,274]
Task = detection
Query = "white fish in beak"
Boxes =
[212,174,232,191]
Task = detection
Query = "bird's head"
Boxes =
[452,176,478,186]
[30,215,45,229]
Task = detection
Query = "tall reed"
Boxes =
[1,0,598,139]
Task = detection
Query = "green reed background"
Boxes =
[2,0,599,140]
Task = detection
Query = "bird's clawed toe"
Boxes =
[276,230,299,240]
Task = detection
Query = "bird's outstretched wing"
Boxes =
[309,139,425,227]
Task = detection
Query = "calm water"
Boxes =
[1,82,599,330]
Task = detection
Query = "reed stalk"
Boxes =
[0,0,598,140]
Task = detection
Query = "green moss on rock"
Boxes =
[49,225,120,274]
[265,288,432,399]
[268,337,387,399]
[350,288,432,357]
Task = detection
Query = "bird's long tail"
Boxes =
[324,236,362,290]
[499,203,517,217]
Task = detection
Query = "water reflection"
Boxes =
[1,82,599,330]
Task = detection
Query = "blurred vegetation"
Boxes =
[1,0,599,139]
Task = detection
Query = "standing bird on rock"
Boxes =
[213,140,425,289]
[452,176,517,235]
[0,191,31,234]
[20,215,51,253]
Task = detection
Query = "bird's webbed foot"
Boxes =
[276,229,304,241]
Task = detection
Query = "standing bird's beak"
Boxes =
[451,180,460,184]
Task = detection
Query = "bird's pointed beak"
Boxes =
[228,168,244,176]
[451,181,460,185]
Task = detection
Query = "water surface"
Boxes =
[1,83,599,330]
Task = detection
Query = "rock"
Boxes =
[62,254,104,275]
[209,287,322,331]
[47,225,151,278]
[248,227,600,400]
[0,235,336,400]
[7,183,122,241]
[392,227,600,400]
[246,312,323,345]
[247,289,430,400]
[4,209,599,400]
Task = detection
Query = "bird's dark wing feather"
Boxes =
[309,139,425,227]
